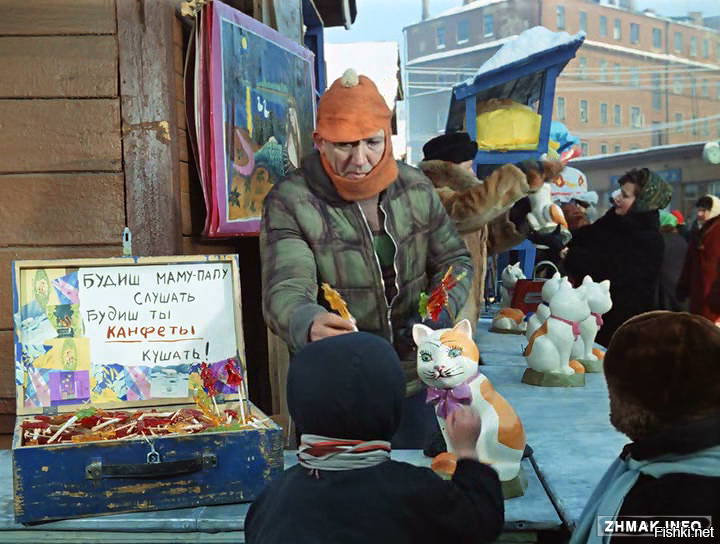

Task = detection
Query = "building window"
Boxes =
[580,100,588,122]
[600,103,608,124]
[600,143,608,154]
[717,42,720,62]
[652,28,662,48]
[614,19,621,40]
[581,142,589,155]
[674,32,682,53]
[614,144,621,153]
[652,121,663,146]
[600,16,607,37]
[557,96,566,120]
[703,38,709,58]
[631,107,642,128]
[704,119,710,137]
[614,104,621,126]
[483,14,494,37]
[690,76,696,96]
[675,113,683,133]
[457,20,469,43]
[580,11,587,33]
[652,73,662,111]
[702,79,708,97]
[630,23,639,44]
[613,63,621,84]
[599,60,607,82]
[673,74,683,94]
[690,37,697,56]
[717,119,720,138]
[631,66,639,88]
[578,57,587,79]
[557,6,565,30]
[692,114,698,135]
[436,26,445,48]
[717,82,720,99]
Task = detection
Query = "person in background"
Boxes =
[570,311,720,544]
[657,211,688,312]
[245,333,505,544]
[417,132,562,331]
[260,69,472,449]
[561,168,672,347]
[677,195,720,325]
[671,209,689,241]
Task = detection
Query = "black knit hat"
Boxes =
[422,132,478,164]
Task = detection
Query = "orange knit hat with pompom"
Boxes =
[315,69,392,142]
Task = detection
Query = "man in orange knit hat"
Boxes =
[260,69,473,448]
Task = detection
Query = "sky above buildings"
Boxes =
[325,0,715,55]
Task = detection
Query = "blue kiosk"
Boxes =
[444,29,585,280]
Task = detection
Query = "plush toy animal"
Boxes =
[413,319,526,494]
[523,282,589,378]
[525,272,569,338]
[571,276,612,370]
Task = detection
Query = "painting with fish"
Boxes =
[211,2,315,235]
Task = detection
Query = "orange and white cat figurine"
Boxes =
[526,182,572,244]
[523,282,590,378]
[571,276,612,370]
[413,319,527,496]
[492,263,527,334]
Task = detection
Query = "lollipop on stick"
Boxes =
[321,283,358,331]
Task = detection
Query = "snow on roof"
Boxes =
[433,0,505,19]
[324,42,401,110]
[472,26,586,80]
[406,36,513,66]
[572,142,706,163]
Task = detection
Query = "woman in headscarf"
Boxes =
[561,168,672,347]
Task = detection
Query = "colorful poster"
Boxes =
[198,1,315,235]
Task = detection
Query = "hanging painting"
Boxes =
[192,1,316,237]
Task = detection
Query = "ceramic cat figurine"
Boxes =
[523,282,590,377]
[492,263,527,334]
[525,272,570,339]
[499,262,525,308]
[571,276,612,369]
[527,183,572,245]
[413,319,527,492]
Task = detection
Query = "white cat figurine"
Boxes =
[413,320,527,489]
[527,183,570,234]
[523,282,590,377]
[499,262,525,308]
[571,276,612,368]
[525,272,569,339]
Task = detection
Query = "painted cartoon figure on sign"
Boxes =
[413,319,527,498]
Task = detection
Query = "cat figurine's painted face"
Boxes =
[413,319,478,389]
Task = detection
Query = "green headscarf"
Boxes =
[659,210,678,228]
[633,170,673,212]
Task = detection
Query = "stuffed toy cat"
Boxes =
[571,276,612,369]
[527,183,572,246]
[524,282,589,376]
[413,319,526,488]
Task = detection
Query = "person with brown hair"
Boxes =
[571,311,720,543]
[561,168,672,346]
[260,69,472,448]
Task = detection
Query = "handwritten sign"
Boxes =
[79,263,237,367]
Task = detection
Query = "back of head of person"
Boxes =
[288,331,405,442]
[659,210,678,233]
[604,311,720,442]
[421,132,478,173]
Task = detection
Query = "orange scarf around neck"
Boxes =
[320,142,398,202]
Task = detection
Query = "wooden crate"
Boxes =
[10,255,282,523]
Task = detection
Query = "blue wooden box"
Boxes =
[11,255,283,524]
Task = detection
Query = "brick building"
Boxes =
[404,0,720,163]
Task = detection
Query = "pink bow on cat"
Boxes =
[551,315,581,340]
[426,384,472,419]
[591,312,603,328]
